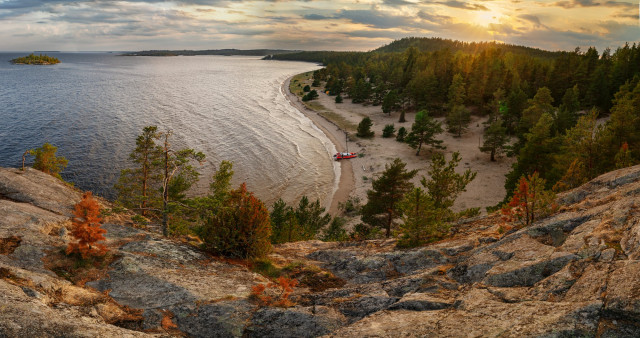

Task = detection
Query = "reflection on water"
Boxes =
[0,53,334,207]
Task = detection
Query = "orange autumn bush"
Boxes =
[251,277,299,307]
[66,192,108,258]
[501,172,557,228]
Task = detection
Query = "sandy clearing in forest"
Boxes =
[285,73,515,223]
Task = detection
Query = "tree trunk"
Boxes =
[386,211,392,238]
[399,110,406,123]
[490,149,496,162]
[162,135,170,237]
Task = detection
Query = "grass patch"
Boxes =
[318,111,358,132]
[251,258,282,278]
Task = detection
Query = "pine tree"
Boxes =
[405,110,444,155]
[397,187,446,248]
[382,90,399,115]
[555,84,580,134]
[115,126,162,216]
[479,119,508,161]
[28,143,68,179]
[421,152,476,210]
[447,73,466,111]
[361,158,418,238]
[396,127,407,142]
[356,117,375,138]
[382,124,396,138]
[519,87,555,133]
[322,217,348,242]
[446,105,471,137]
[66,192,108,259]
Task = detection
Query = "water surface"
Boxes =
[0,53,334,207]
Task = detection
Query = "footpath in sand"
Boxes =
[284,73,515,220]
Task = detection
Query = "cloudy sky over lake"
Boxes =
[1,0,638,51]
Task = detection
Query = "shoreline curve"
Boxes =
[281,75,355,216]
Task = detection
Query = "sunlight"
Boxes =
[474,10,503,27]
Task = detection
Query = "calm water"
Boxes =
[0,53,336,207]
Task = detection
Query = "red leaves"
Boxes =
[66,192,108,258]
[501,172,557,228]
[251,277,299,307]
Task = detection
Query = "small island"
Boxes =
[10,53,60,65]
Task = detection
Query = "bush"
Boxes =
[382,124,396,138]
[199,183,272,259]
[28,143,68,179]
[356,117,374,138]
[322,217,348,242]
[501,172,557,227]
[396,127,407,142]
[303,85,310,92]
[302,89,319,102]
[335,94,343,103]
[66,192,108,259]
[251,277,298,307]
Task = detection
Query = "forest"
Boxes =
[10,53,60,65]
[271,37,640,206]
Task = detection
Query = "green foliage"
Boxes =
[396,127,407,142]
[502,172,556,227]
[199,183,272,259]
[382,90,399,115]
[270,196,331,244]
[302,89,319,101]
[303,85,311,92]
[335,94,343,103]
[11,53,60,65]
[28,143,68,179]
[397,187,447,248]
[252,258,282,278]
[479,119,509,161]
[446,105,471,137]
[322,217,348,242]
[405,110,444,155]
[519,87,554,133]
[422,152,477,210]
[356,117,375,138]
[361,158,418,237]
[382,124,396,138]
[210,160,234,203]
[615,142,635,169]
[338,195,362,216]
[447,73,466,111]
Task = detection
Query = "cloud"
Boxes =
[417,10,452,24]
[335,9,417,29]
[439,1,489,11]
[552,0,635,9]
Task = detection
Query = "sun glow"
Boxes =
[474,10,503,27]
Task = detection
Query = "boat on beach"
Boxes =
[333,152,357,160]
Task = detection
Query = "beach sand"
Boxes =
[284,73,515,225]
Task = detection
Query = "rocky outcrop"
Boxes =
[4,164,640,336]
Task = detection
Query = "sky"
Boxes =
[0,0,639,52]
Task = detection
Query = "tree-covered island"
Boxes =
[10,53,60,65]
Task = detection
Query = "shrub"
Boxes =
[251,277,299,307]
[382,124,396,138]
[28,143,68,179]
[302,89,319,102]
[396,127,407,142]
[199,183,272,259]
[501,172,557,227]
[66,192,108,259]
[335,94,343,103]
[356,117,374,138]
[322,217,348,242]
[303,85,311,92]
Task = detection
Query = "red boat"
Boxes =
[333,152,357,160]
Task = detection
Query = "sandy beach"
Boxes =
[284,72,515,223]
